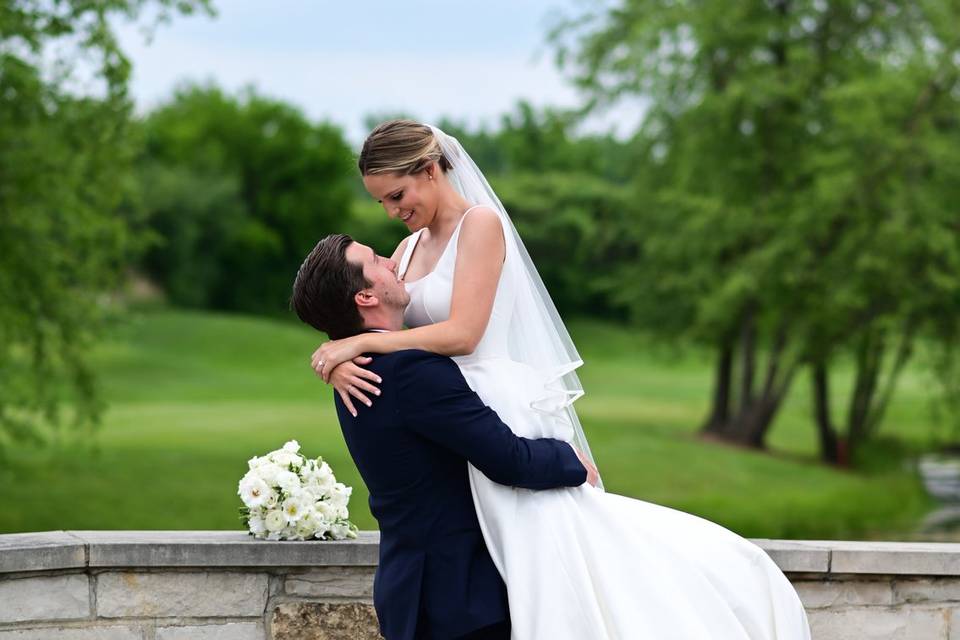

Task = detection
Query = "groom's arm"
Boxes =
[396,350,587,490]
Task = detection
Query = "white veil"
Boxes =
[428,124,604,491]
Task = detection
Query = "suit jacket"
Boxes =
[334,349,586,640]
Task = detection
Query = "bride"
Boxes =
[312,119,812,639]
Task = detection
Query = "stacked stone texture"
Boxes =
[2,532,960,639]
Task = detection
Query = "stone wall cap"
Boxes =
[802,538,960,575]
[1,532,957,576]
[0,530,87,573]
[0,531,380,573]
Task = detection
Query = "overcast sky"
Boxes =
[113,1,640,146]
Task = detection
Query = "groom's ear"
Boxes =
[354,289,379,309]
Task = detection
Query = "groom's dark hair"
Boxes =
[290,234,370,339]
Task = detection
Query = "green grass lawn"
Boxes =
[0,308,941,539]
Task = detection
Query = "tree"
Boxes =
[438,100,640,183]
[552,0,960,463]
[0,0,212,459]
[434,102,640,318]
[493,171,633,317]
[138,83,356,314]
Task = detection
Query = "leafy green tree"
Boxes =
[138,83,356,314]
[431,103,641,318]
[493,171,633,317]
[438,100,639,183]
[0,0,212,459]
[553,0,960,463]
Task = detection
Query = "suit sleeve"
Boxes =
[396,351,587,490]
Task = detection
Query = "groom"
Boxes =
[291,233,597,640]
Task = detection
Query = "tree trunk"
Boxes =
[811,361,841,464]
[739,319,794,446]
[701,317,797,451]
[862,319,917,439]
[742,358,799,447]
[842,321,918,463]
[701,339,734,436]
[847,328,884,455]
[740,302,757,415]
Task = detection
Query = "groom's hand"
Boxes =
[572,447,599,487]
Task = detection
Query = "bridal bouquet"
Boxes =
[237,439,359,541]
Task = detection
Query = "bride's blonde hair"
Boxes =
[358,119,452,176]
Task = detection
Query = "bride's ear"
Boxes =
[354,289,378,308]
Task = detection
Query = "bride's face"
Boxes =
[363,167,438,232]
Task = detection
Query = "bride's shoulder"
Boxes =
[460,205,505,238]
[457,205,505,258]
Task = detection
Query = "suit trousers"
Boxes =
[452,620,511,640]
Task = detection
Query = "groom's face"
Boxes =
[345,241,410,311]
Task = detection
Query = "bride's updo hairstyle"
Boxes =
[358,119,452,176]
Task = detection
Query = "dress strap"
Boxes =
[399,206,484,279]
[397,230,424,280]
[451,204,486,239]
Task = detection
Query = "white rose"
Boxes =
[295,511,323,538]
[317,461,333,480]
[310,517,332,539]
[248,515,267,537]
[299,482,321,502]
[263,490,279,509]
[315,500,337,521]
[287,482,307,495]
[276,470,301,493]
[305,470,334,497]
[269,451,302,470]
[328,483,352,509]
[315,474,336,496]
[252,456,275,471]
[264,509,286,533]
[256,462,284,486]
[282,440,301,453]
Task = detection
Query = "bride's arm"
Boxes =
[316,207,505,381]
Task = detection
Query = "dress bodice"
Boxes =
[400,206,516,363]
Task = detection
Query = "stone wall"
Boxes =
[2,531,960,639]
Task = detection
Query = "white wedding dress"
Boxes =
[398,206,812,640]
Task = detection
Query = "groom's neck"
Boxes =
[360,310,403,333]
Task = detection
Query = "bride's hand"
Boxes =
[311,335,365,382]
[573,447,599,487]
[327,357,382,418]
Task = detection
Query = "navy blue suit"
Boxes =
[334,349,587,640]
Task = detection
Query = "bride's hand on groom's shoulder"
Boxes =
[311,348,382,417]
